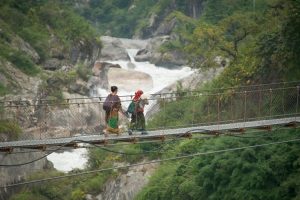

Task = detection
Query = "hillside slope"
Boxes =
[0,0,101,97]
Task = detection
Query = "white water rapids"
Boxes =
[47,46,193,172]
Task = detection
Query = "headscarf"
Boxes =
[133,90,143,101]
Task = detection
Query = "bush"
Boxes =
[0,82,7,96]
[71,189,85,200]
[19,26,50,62]
[81,174,109,194]
[136,129,300,200]
[118,145,145,163]
[40,70,77,105]
[10,191,48,200]
[47,89,64,103]
[8,51,40,76]
[0,120,21,141]
[76,64,92,81]
[38,2,97,43]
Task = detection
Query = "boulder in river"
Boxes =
[100,36,130,61]
[107,68,153,92]
[134,36,187,68]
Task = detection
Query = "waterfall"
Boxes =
[47,40,193,172]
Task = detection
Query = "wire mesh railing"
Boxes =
[0,83,299,142]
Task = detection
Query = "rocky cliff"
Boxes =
[133,1,204,39]
[86,162,158,200]
[44,36,101,71]
[0,151,52,200]
[134,35,188,68]
[0,9,103,197]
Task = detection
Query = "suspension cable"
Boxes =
[1,137,300,188]
[1,81,299,106]
[1,126,298,156]
[0,141,83,167]
[0,135,214,155]
[0,129,211,166]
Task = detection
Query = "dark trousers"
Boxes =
[130,112,145,130]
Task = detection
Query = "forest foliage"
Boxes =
[77,0,300,83]
[135,129,300,200]
[138,0,300,199]
[0,0,97,63]
[4,0,300,199]
[0,0,99,96]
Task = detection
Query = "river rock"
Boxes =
[90,61,122,91]
[92,61,103,76]
[93,61,121,76]
[134,49,150,62]
[134,36,187,68]
[150,50,187,68]
[99,36,149,62]
[70,39,102,66]
[100,36,130,61]
[107,68,153,92]
[43,58,62,71]
[117,38,148,49]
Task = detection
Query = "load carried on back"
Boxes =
[127,90,149,135]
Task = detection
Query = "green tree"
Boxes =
[186,13,258,69]
[136,130,300,200]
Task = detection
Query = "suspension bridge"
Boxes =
[0,82,299,152]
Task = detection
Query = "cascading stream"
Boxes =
[47,43,193,172]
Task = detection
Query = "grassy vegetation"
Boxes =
[8,51,41,76]
[0,120,22,141]
[38,65,94,104]
[75,64,93,82]
[22,170,114,200]
[0,0,100,95]
[0,41,40,76]
[39,70,76,103]
[0,82,8,96]
[10,192,48,200]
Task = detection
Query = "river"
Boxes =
[47,42,193,172]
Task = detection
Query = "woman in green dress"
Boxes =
[103,86,122,136]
